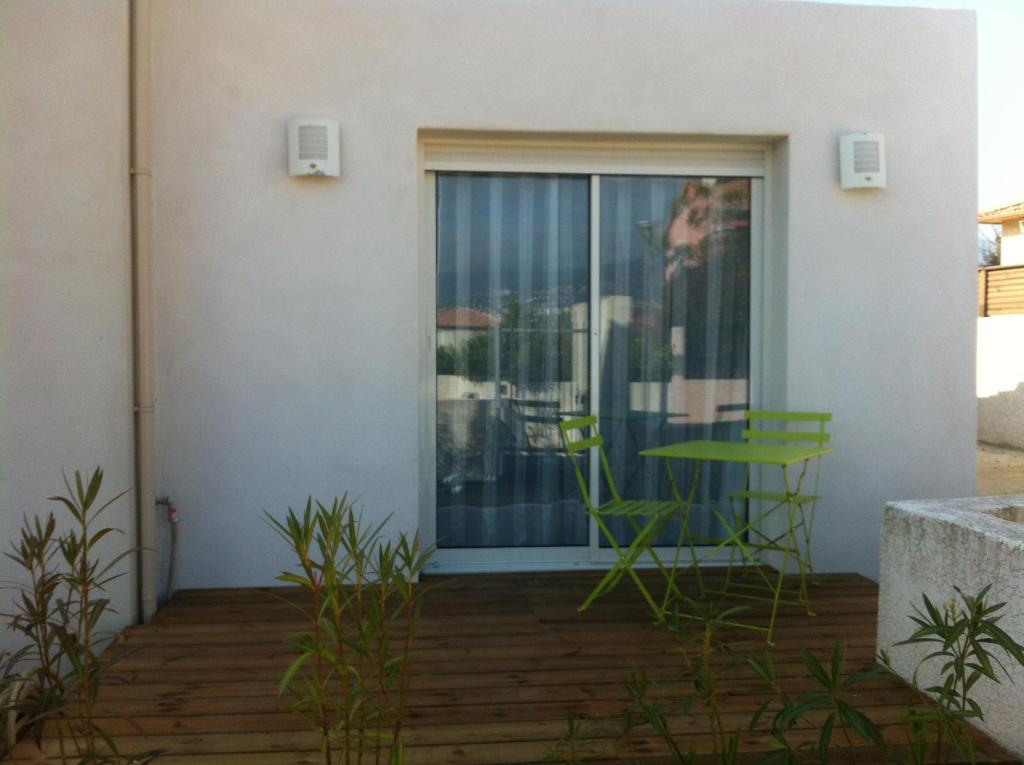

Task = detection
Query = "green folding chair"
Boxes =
[727,410,831,609]
[559,415,694,621]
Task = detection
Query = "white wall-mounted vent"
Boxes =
[839,132,886,189]
[288,118,340,177]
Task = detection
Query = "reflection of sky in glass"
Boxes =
[436,174,589,311]
[436,174,753,313]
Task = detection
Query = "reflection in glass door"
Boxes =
[435,174,591,547]
[435,171,753,556]
[598,176,751,546]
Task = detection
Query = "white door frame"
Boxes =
[417,134,771,574]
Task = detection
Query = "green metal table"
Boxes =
[639,440,832,643]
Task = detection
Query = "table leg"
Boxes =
[661,456,704,607]
[679,460,819,644]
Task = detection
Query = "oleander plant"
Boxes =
[268,495,434,765]
[2,468,157,764]
[550,586,1024,765]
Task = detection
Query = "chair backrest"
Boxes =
[558,415,622,509]
[742,410,831,446]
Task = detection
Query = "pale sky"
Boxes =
[799,0,1024,211]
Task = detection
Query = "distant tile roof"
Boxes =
[436,308,498,328]
[978,201,1024,224]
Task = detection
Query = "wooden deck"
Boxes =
[5,570,1018,764]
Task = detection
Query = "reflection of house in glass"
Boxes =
[436,307,503,402]
[436,308,498,350]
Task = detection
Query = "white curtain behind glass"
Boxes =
[435,174,590,548]
[598,176,751,546]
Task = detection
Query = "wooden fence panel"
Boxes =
[979,264,1024,316]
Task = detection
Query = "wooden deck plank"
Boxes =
[3,570,1018,764]
[6,712,996,759]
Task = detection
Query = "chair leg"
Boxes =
[764,500,807,644]
[795,468,821,611]
[783,462,817,616]
[617,544,668,621]
[578,565,623,612]
[764,530,792,647]
[624,512,679,612]
[580,513,667,621]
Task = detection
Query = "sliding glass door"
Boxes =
[435,174,590,548]
[597,176,751,546]
[434,170,754,561]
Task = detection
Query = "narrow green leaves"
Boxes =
[266,495,433,765]
[889,585,1024,763]
[3,467,143,763]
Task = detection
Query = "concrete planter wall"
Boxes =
[878,496,1024,757]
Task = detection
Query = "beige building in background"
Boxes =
[977,202,1024,450]
[979,200,1024,266]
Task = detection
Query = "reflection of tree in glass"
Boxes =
[979,223,1001,266]
[629,337,673,382]
[663,178,750,274]
[436,419,455,483]
[458,333,494,383]
[436,401,493,493]
[435,335,493,383]
[641,178,751,381]
[436,345,456,375]
[671,226,750,380]
[499,297,575,386]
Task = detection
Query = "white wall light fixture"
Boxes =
[287,118,340,177]
[839,132,886,189]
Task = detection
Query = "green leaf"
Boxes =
[749,698,774,731]
[748,654,775,683]
[846,668,890,686]
[278,653,309,695]
[779,696,826,727]
[83,468,104,510]
[829,640,846,686]
[48,495,81,520]
[85,527,116,551]
[275,572,313,588]
[835,698,885,750]
[800,648,831,688]
[817,712,835,764]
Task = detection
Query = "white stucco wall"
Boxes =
[0,2,137,651]
[145,0,976,586]
[978,315,1024,450]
